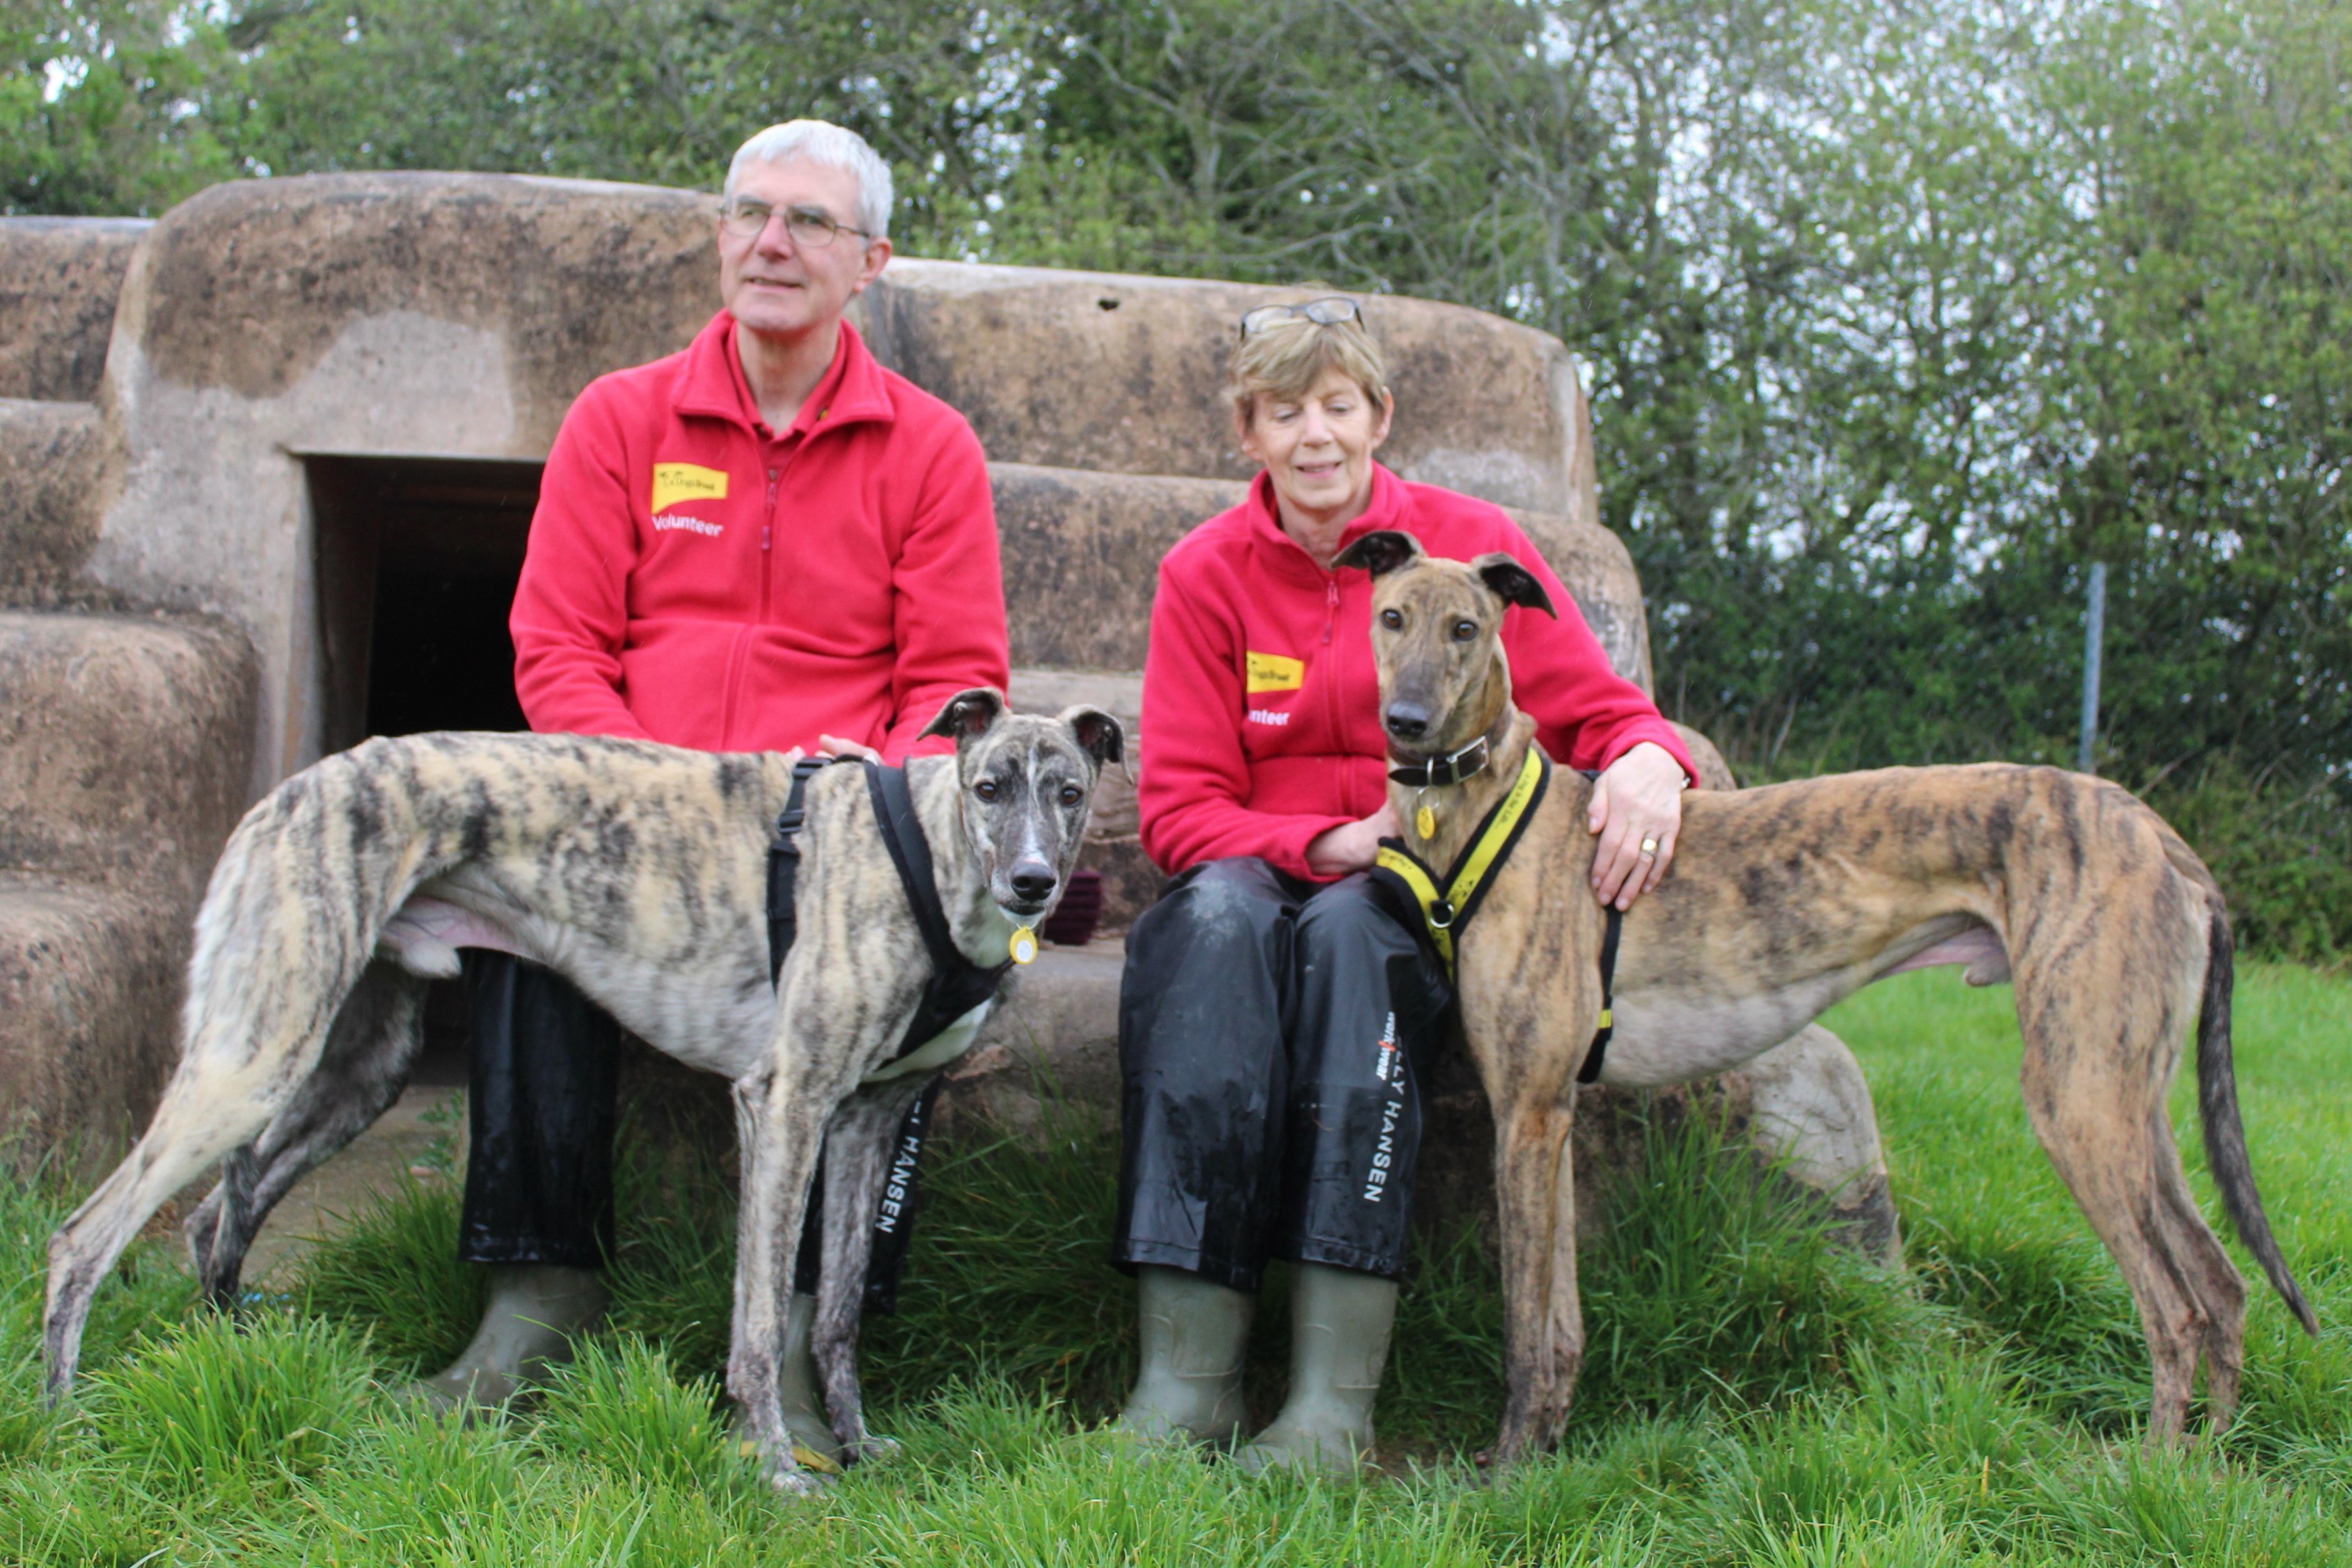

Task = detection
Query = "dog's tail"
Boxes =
[2195,901,2319,1336]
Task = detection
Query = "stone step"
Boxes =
[988,463,1649,684]
[0,611,254,894]
[0,399,105,603]
[865,259,1596,515]
[0,216,149,402]
[0,873,186,1166]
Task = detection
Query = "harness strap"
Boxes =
[767,756,836,984]
[1577,904,1623,1085]
[1368,745,1623,1086]
[766,758,1011,1066]
[1371,744,1550,971]
[864,761,963,980]
[863,761,1012,1059]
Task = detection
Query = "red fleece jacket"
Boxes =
[510,311,1008,761]
[1139,466,1698,880]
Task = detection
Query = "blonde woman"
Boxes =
[1113,299,1697,1473]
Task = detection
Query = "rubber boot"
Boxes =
[776,1292,846,1468]
[405,1262,608,1414]
[1233,1263,1397,1477]
[1110,1266,1254,1446]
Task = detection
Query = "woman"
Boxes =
[1113,297,1697,1475]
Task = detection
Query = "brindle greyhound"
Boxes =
[44,688,1121,1494]
[1333,528,2316,1467]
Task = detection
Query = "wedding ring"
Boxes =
[1639,836,1659,857]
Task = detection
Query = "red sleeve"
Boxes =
[1493,519,1698,784]
[510,388,658,741]
[1137,553,1353,878]
[877,419,1011,763]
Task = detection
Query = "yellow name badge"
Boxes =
[1245,651,1305,694]
[652,463,729,514]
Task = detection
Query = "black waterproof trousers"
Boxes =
[457,951,935,1308]
[1113,857,1453,1292]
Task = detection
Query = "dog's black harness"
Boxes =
[1370,748,1625,1085]
[766,757,1013,1064]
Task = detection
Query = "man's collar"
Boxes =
[674,311,896,434]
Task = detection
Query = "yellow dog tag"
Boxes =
[1416,805,1437,839]
[1009,926,1039,965]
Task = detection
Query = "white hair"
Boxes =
[723,120,894,240]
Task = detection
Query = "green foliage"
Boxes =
[88,1310,375,1491]
[292,1169,484,1377]
[1,963,2350,1558]
[532,1332,754,1494]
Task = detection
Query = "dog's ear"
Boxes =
[921,687,1007,743]
[1333,530,1423,578]
[1060,704,1126,770]
[1473,552,1557,619]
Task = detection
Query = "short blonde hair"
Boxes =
[1227,306,1392,429]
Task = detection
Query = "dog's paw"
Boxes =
[763,1455,839,1497]
[846,1434,902,1468]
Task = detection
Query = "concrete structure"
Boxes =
[0,173,1891,1256]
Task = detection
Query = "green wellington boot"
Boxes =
[1233,1263,1398,1478]
[1111,1266,1255,1447]
[776,1292,846,1467]
[407,1262,610,1414]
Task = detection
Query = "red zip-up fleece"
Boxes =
[1139,465,1699,880]
[510,310,1009,761]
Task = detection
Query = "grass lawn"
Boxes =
[3,964,2347,1565]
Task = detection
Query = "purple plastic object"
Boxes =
[1043,866,1104,947]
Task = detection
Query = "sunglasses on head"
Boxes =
[1238,296,1363,338]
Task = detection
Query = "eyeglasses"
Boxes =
[1238,296,1363,338]
[719,198,876,248]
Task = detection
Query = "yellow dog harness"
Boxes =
[1371,745,1625,1085]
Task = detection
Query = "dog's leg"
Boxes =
[2013,965,2237,1444]
[1486,1081,1586,1467]
[809,1077,931,1463]
[182,961,431,1302]
[729,1061,861,1495]
[45,1043,317,1399]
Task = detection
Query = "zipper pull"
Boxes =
[1323,577,1339,645]
[761,466,779,552]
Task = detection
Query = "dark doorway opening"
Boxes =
[308,454,545,1086]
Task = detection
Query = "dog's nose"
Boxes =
[1384,702,1430,741]
[1009,862,1058,903]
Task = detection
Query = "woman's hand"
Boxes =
[1305,802,1403,879]
[1588,741,1687,910]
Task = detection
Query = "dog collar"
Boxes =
[1387,713,1514,789]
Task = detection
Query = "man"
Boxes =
[411,121,1009,1459]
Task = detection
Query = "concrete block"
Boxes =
[866,260,1597,515]
[0,399,105,604]
[0,217,149,402]
[0,874,184,1168]
[0,611,255,895]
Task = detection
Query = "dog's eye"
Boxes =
[1379,608,1403,630]
[1452,619,1478,642]
[1059,784,1084,807]
[974,779,1000,801]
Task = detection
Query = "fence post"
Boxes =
[2078,562,2108,775]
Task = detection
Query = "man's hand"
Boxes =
[1304,802,1403,879]
[816,734,880,763]
[1588,741,1687,910]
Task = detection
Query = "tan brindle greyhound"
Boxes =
[1334,528,2317,1468]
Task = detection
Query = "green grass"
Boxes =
[3,963,2348,1563]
